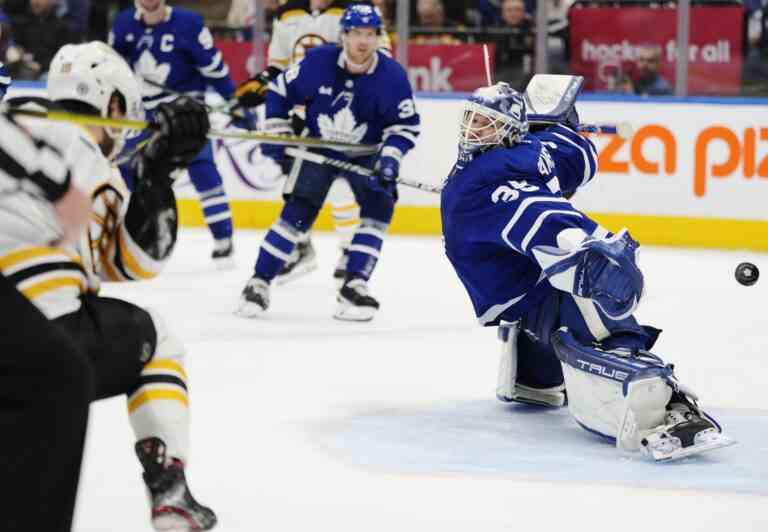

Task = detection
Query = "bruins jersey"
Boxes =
[0,109,172,319]
[268,0,390,71]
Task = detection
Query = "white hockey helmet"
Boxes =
[48,41,143,160]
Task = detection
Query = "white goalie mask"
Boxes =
[48,41,144,161]
[459,82,528,155]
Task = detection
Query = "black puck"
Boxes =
[735,262,759,286]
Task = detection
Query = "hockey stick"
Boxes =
[576,122,633,139]
[285,147,443,194]
[8,108,380,155]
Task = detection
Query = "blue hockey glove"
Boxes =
[373,155,399,198]
[535,229,644,320]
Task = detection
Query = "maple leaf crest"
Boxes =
[136,50,171,97]
[317,106,368,144]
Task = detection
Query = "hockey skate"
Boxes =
[211,238,234,270]
[274,239,317,285]
[135,438,217,531]
[640,399,736,462]
[334,276,379,321]
[333,248,350,283]
[236,276,270,317]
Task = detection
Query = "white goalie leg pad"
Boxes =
[128,308,191,463]
[496,322,566,407]
[328,177,359,250]
[552,327,673,451]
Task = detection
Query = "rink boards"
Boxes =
[10,84,768,250]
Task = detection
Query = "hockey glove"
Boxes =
[146,97,210,171]
[373,155,400,198]
[534,229,644,321]
[234,67,279,108]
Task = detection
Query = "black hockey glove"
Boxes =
[234,66,281,108]
[144,96,210,176]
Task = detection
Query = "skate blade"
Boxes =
[644,434,737,462]
[152,510,205,532]
[333,303,376,322]
[274,260,318,286]
[234,298,267,318]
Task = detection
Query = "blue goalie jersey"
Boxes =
[265,45,420,157]
[109,6,235,110]
[441,125,600,326]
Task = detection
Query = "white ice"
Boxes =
[77,228,768,532]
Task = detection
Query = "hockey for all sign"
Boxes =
[569,6,743,95]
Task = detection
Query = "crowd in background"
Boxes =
[1,0,767,96]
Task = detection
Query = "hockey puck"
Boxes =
[735,262,759,286]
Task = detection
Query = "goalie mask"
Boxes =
[48,41,143,161]
[459,82,528,156]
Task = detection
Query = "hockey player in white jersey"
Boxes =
[235,0,391,283]
[441,75,734,462]
[2,42,217,529]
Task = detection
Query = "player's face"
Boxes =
[138,0,164,13]
[463,112,496,144]
[344,27,378,66]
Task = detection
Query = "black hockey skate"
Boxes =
[333,248,350,282]
[640,396,735,462]
[135,438,217,531]
[211,238,234,269]
[274,238,317,285]
[334,276,379,322]
[236,275,270,317]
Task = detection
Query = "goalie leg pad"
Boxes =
[552,327,674,450]
[496,322,566,407]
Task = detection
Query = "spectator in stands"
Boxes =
[493,0,535,90]
[8,0,74,79]
[467,0,503,27]
[632,44,672,96]
[411,0,465,44]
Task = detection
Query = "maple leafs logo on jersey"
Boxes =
[317,100,368,144]
[136,51,170,97]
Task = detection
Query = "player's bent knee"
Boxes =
[358,195,394,224]
[552,327,673,451]
[280,197,321,232]
[144,308,186,368]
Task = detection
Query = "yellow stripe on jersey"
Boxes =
[144,359,189,381]
[21,276,85,299]
[326,7,344,16]
[117,230,157,280]
[127,389,189,413]
[0,246,83,270]
[280,9,306,21]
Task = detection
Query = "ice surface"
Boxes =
[76,229,768,532]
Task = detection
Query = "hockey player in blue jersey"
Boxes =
[236,4,420,322]
[110,0,251,265]
[441,76,733,461]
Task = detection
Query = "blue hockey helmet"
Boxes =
[340,4,383,33]
[459,82,528,155]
